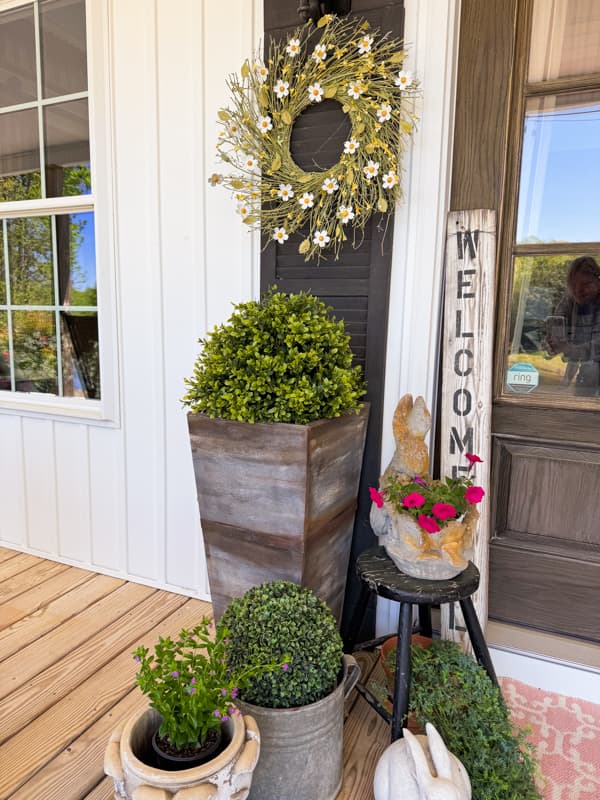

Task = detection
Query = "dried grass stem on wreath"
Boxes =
[211,14,419,261]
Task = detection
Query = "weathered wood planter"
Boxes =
[188,404,369,621]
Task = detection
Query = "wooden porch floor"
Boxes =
[0,547,389,800]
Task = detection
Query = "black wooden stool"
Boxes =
[346,546,499,742]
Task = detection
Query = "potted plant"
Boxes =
[219,580,361,800]
[103,616,284,800]
[380,638,542,800]
[184,289,369,621]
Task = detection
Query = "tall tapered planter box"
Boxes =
[188,403,369,621]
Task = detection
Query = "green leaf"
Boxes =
[281,110,293,125]
[377,197,388,213]
[217,110,230,121]
[240,60,250,79]
[324,85,337,99]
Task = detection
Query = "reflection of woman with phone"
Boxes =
[545,256,600,395]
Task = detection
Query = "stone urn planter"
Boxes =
[188,404,369,621]
[370,501,479,580]
[104,708,260,800]
[236,655,360,800]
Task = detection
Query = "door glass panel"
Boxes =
[516,91,600,244]
[7,216,54,306]
[12,309,58,393]
[0,109,42,202]
[39,0,88,99]
[44,99,91,197]
[60,311,99,398]
[505,253,600,399]
[0,4,37,107]
[529,0,600,82]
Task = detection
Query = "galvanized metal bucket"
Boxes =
[238,654,361,800]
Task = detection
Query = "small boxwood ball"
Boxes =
[219,581,344,708]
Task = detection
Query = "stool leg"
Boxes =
[391,601,413,741]
[459,597,499,687]
[418,604,432,637]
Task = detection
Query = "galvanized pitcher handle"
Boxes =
[343,654,361,698]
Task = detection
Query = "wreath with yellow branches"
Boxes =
[210,14,419,261]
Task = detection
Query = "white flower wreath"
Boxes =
[211,14,419,261]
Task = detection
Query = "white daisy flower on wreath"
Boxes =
[208,173,223,186]
[377,103,392,123]
[382,171,398,189]
[286,38,301,58]
[274,79,289,99]
[363,160,380,179]
[338,205,355,224]
[322,176,339,194]
[273,227,289,244]
[347,81,364,99]
[343,139,360,155]
[312,43,327,62]
[228,121,240,136]
[357,35,374,54]
[394,70,413,90]
[253,62,268,83]
[308,82,324,103]
[277,183,294,201]
[258,115,273,134]
[298,192,314,209]
[241,153,258,171]
[237,202,251,217]
[313,229,330,248]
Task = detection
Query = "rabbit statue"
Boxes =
[373,723,471,800]
[381,394,431,485]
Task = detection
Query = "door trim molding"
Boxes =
[377,0,462,634]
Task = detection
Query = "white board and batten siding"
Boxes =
[0,0,262,597]
[440,209,497,641]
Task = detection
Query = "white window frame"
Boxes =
[0,0,118,424]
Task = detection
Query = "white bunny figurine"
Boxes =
[373,722,471,800]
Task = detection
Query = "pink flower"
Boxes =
[466,453,483,467]
[369,487,384,508]
[170,671,179,678]
[413,476,427,486]
[403,492,426,509]
[465,485,485,504]
[282,663,290,672]
[431,502,456,521]
[418,515,441,534]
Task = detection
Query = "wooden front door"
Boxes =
[262,0,405,638]
[489,0,600,643]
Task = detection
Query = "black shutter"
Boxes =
[262,0,405,642]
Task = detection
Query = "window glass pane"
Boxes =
[8,216,54,305]
[0,225,5,305]
[58,212,95,304]
[61,311,99,398]
[40,0,87,98]
[12,309,57,394]
[0,4,37,107]
[0,311,10,391]
[516,91,600,244]
[44,99,91,197]
[0,109,42,202]
[505,254,600,400]
[529,0,600,82]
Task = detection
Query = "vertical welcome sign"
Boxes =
[440,210,496,644]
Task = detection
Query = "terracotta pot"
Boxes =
[104,707,260,800]
[380,635,432,695]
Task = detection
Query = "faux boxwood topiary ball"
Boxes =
[182,289,365,424]
[219,581,344,708]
